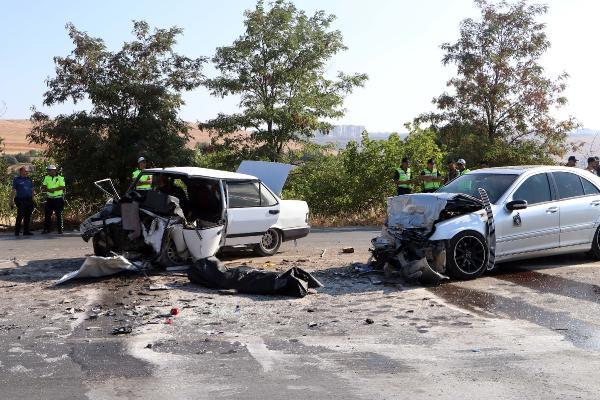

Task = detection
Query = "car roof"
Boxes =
[469,165,579,175]
[143,166,257,181]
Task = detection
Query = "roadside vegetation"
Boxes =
[0,0,578,228]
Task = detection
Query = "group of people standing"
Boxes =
[393,158,471,196]
[10,156,152,237]
[10,165,65,236]
[568,155,600,176]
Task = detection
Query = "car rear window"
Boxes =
[553,172,585,199]
[438,173,518,203]
[581,176,600,195]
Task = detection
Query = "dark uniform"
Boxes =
[12,175,34,235]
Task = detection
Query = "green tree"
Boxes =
[419,0,577,165]
[28,21,206,196]
[201,0,368,162]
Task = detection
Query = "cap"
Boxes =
[427,158,434,164]
[137,156,146,163]
[456,158,466,165]
[568,156,578,162]
[401,157,409,163]
[47,164,57,170]
[588,157,596,163]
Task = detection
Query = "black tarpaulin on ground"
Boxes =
[187,257,323,297]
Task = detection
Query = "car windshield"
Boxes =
[437,173,518,203]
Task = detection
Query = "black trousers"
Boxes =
[44,197,64,232]
[423,188,438,193]
[397,187,412,196]
[15,197,34,234]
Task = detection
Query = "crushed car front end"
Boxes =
[369,193,488,284]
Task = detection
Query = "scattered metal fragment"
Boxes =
[342,247,355,254]
[320,249,327,258]
[112,326,132,335]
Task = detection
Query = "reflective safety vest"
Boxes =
[132,169,152,190]
[43,175,65,198]
[396,167,411,188]
[458,168,471,176]
[422,168,441,190]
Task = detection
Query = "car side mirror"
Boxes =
[506,199,528,211]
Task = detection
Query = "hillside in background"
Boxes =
[0,119,212,154]
[2,119,600,164]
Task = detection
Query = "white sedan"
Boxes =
[374,166,600,281]
[80,161,310,265]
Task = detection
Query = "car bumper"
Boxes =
[281,226,310,241]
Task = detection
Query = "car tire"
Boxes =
[254,229,282,257]
[590,226,600,260]
[92,231,111,257]
[157,239,187,268]
[446,230,489,280]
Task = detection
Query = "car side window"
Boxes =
[260,183,278,206]
[581,176,600,195]
[227,182,261,208]
[513,173,552,205]
[227,181,278,208]
[553,172,585,199]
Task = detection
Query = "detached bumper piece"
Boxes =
[188,256,323,297]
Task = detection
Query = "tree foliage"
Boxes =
[284,127,446,215]
[201,0,368,162]
[419,0,577,165]
[28,21,206,197]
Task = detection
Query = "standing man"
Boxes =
[566,156,578,167]
[585,157,598,175]
[132,156,152,190]
[445,160,459,183]
[42,165,65,234]
[421,158,443,193]
[11,166,35,236]
[393,157,413,195]
[456,159,471,176]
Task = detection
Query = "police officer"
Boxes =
[11,166,35,236]
[394,157,413,195]
[420,158,443,193]
[132,156,152,190]
[456,159,471,176]
[42,165,65,234]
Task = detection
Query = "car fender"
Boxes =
[428,212,487,241]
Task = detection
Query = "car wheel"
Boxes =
[157,239,187,268]
[446,230,488,280]
[92,231,111,257]
[590,226,600,260]
[254,229,282,256]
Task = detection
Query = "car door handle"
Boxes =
[546,206,559,214]
[269,209,280,215]
[591,200,600,206]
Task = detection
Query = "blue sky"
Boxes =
[1,0,598,131]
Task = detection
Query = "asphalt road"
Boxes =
[2,229,600,399]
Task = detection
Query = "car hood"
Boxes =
[237,161,294,196]
[387,193,483,233]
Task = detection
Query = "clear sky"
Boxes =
[1,0,598,131]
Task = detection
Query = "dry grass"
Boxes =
[310,206,385,228]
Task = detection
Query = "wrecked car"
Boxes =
[80,161,310,266]
[371,166,600,282]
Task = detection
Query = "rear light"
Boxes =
[305,212,310,223]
